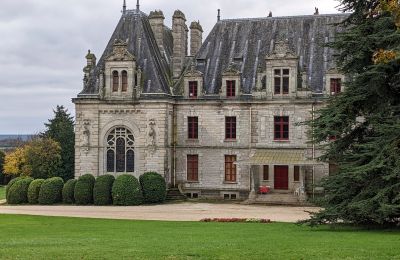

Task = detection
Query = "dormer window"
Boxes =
[189,81,198,99]
[274,69,290,95]
[112,71,119,92]
[121,71,128,92]
[226,80,236,98]
[330,78,342,95]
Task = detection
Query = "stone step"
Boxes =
[166,188,187,201]
[253,193,304,206]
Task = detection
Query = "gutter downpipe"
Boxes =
[249,105,255,199]
[312,101,316,200]
[173,104,177,188]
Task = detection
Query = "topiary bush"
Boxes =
[74,174,95,205]
[38,177,64,205]
[6,177,24,201]
[7,177,34,204]
[62,179,77,204]
[27,179,45,204]
[93,174,115,206]
[139,172,167,204]
[112,174,143,206]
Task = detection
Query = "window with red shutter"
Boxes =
[187,155,199,181]
[330,78,342,95]
[274,116,289,140]
[274,69,290,95]
[225,155,237,182]
[225,117,236,140]
[189,81,198,99]
[226,80,236,97]
[188,117,198,139]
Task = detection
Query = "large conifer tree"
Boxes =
[307,0,400,225]
[43,106,75,181]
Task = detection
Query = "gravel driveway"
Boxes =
[0,202,319,222]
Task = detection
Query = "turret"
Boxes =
[190,21,203,56]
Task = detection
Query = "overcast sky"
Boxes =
[0,0,340,134]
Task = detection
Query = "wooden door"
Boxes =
[274,166,289,190]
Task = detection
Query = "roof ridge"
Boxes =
[220,13,350,22]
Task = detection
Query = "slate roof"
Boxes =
[194,14,349,94]
[80,10,172,95]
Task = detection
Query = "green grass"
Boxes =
[0,186,5,200]
[0,215,399,260]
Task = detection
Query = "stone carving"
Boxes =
[222,62,240,76]
[105,39,136,62]
[148,119,157,153]
[82,120,90,153]
[266,40,297,60]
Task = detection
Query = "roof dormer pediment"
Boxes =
[106,39,136,62]
[222,63,240,76]
[266,40,297,60]
[184,63,203,78]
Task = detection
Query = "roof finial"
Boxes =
[314,7,319,15]
[123,0,126,14]
[137,0,140,12]
[217,9,221,22]
[268,11,273,17]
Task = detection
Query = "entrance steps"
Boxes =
[252,193,309,206]
[166,188,187,201]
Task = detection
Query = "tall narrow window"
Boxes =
[187,155,199,181]
[121,70,128,92]
[225,155,237,182]
[226,80,236,97]
[225,117,237,140]
[274,69,290,95]
[294,166,300,182]
[330,78,342,95]
[274,116,289,140]
[112,71,119,92]
[188,117,198,139]
[263,165,269,181]
[189,81,198,99]
[106,128,135,173]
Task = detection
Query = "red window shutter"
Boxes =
[189,81,198,98]
[225,155,237,182]
[225,117,237,140]
[330,78,342,94]
[187,155,199,181]
[188,117,198,139]
[274,116,289,140]
[226,80,236,97]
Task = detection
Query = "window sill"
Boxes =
[224,139,237,142]
[223,181,238,184]
[186,139,199,143]
[273,139,290,142]
[187,181,200,183]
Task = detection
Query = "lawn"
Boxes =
[0,186,5,200]
[0,215,399,259]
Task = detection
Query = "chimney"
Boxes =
[217,9,221,21]
[190,21,203,56]
[149,10,165,53]
[172,10,188,79]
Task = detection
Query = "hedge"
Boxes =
[112,174,143,206]
[93,175,115,205]
[139,172,167,203]
[38,177,64,205]
[74,174,95,205]
[62,179,77,204]
[6,177,24,201]
[27,179,45,204]
[7,177,34,204]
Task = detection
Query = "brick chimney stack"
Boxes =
[172,10,188,79]
[149,10,166,53]
[190,21,203,56]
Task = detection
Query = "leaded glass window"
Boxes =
[106,127,135,173]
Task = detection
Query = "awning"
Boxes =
[237,149,321,166]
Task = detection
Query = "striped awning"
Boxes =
[238,149,320,166]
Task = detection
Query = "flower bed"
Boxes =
[200,218,271,223]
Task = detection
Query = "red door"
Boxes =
[274,166,289,190]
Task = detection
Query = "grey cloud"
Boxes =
[0,0,339,134]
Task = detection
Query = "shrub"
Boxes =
[6,177,24,201]
[74,174,95,205]
[7,177,34,204]
[38,177,64,205]
[27,179,45,204]
[139,172,167,203]
[112,174,143,206]
[62,179,77,204]
[93,175,115,205]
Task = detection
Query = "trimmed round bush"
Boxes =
[27,179,45,204]
[112,174,143,206]
[7,177,34,204]
[74,174,95,205]
[93,175,115,205]
[139,172,167,203]
[38,177,64,205]
[62,179,77,204]
[6,177,24,201]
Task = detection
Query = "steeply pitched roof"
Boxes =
[80,10,172,96]
[195,14,349,94]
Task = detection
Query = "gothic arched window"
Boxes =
[121,70,128,92]
[106,127,135,173]
[112,71,119,92]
